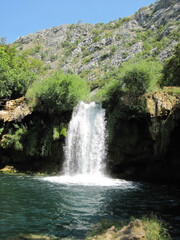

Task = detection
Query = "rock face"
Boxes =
[0,97,31,122]
[13,0,180,82]
[90,220,146,240]
[106,89,180,183]
[145,89,180,118]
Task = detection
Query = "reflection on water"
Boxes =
[0,174,180,239]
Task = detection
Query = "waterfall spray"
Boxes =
[63,101,106,176]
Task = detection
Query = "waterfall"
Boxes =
[42,101,131,186]
[63,101,106,177]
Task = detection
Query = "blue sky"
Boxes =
[1,0,156,43]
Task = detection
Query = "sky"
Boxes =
[1,0,157,43]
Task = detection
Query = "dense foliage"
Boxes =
[26,71,90,114]
[0,43,44,101]
[123,68,150,96]
[93,58,163,103]
[160,42,180,87]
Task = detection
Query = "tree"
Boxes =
[26,71,90,114]
[123,68,150,96]
[160,42,180,87]
[0,44,44,100]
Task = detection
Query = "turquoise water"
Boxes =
[0,174,180,239]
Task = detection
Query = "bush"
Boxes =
[0,44,44,100]
[1,124,27,151]
[96,58,162,100]
[120,58,163,93]
[142,215,171,240]
[26,71,90,114]
[159,42,180,87]
[123,68,150,96]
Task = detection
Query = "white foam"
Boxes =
[42,174,136,188]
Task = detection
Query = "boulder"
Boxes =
[91,219,146,240]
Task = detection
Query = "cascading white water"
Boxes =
[63,101,106,176]
[42,101,135,187]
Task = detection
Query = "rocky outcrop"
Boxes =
[106,88,180,183]
[0,97,31,122]
[135,0,180,27]
[13,0,180,81]
[145,88,180,118]
[90,220,146,240]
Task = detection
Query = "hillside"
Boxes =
[14,0,180,83]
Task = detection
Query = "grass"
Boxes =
[163,87,180,96]
[142,215,172,240]
[86,215,172,240]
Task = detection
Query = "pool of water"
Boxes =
[0,173,180,239]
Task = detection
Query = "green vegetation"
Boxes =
[86,215,171,240]
[91,58,163,142]
[0,43,44,100]
[93,58,163,102]
[142,215,171,240]
[26,71,90,114]
[1,124,27,151]
[123,68,150,96]
[121,58,162,94]
[159,42,180,87]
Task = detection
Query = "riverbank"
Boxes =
[4,217,172,240]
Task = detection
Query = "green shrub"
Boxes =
[26,71,90,114]
[92,79,122,103]
[159,42,180,87]
[110,45,118,55]
[50,54,57,62]
[92,36,101,43]
[123,68,150,96]
[1,124,27,151]
[0,44,44,100]
[120,58,163,93]
[142,215,171,240]
[98,58,162,93]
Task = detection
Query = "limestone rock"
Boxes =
[0,165,17,173]
[0,97,31,122]
[145,89,180,118]
[90,219,146,240]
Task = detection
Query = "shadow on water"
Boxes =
[0,174,180,239]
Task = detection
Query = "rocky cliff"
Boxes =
[14,0,180,82]
[106,88,180,183]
